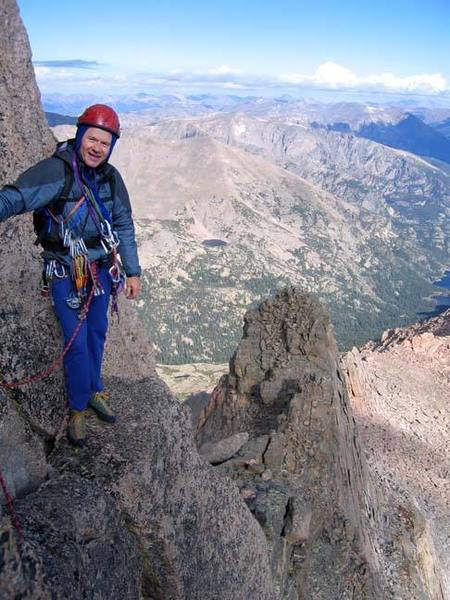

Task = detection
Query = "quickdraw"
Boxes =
[40,261,67,298]
[109,249,125,319]
[67,155,124,315]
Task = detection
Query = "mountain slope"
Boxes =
[112,134,379,360]
[109,115,448,362]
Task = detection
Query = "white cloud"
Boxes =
[208,65,241,75]
[280,61,447,94]
[34,66,74,80]
[315,62,358,87]
[34,61,449,97]
[364,71,446,93]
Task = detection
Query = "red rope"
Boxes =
[0,470,24,545]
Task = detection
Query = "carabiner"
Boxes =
[109,265,122,284]
[54,263,66,279]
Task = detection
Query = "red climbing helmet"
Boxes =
[77,104,121,137]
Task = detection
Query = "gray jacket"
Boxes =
[0,140,141,277]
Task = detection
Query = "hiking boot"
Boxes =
[67,410,87,447]
[89,391,116,423]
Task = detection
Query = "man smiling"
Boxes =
[79,127,113,168]
[0,104,141,447]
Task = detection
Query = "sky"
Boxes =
[17,0,450,104]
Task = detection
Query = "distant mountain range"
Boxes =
[311,112,450,163]
[45,93,450,164]
[45,111,77,126]
[43,93,251,118]
[431,117,450,140]
[357,113,450,163]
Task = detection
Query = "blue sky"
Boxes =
[18,0,450,102]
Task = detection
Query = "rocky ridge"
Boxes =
[194,288,382,598]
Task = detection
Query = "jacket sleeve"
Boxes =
[111,169,141,277]
[0,157,65,223]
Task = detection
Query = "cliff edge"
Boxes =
[341,309,450,598]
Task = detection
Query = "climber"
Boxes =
[0,104,141,447]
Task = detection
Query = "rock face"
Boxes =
[341,309,450,599]
[0,0,65,438]
[0,0,59,522]
[0,391,48,519]
[0,0,55,181]
[0,475,143,599]
[196,288,382,598]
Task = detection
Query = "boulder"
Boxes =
[0,391,48,518]
[0,474,142,599]
[198,432,249,464]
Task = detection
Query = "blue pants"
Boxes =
[51,265,111,411]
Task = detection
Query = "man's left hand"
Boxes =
[125,276,141,299]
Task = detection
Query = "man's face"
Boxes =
[79,127,113,168]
